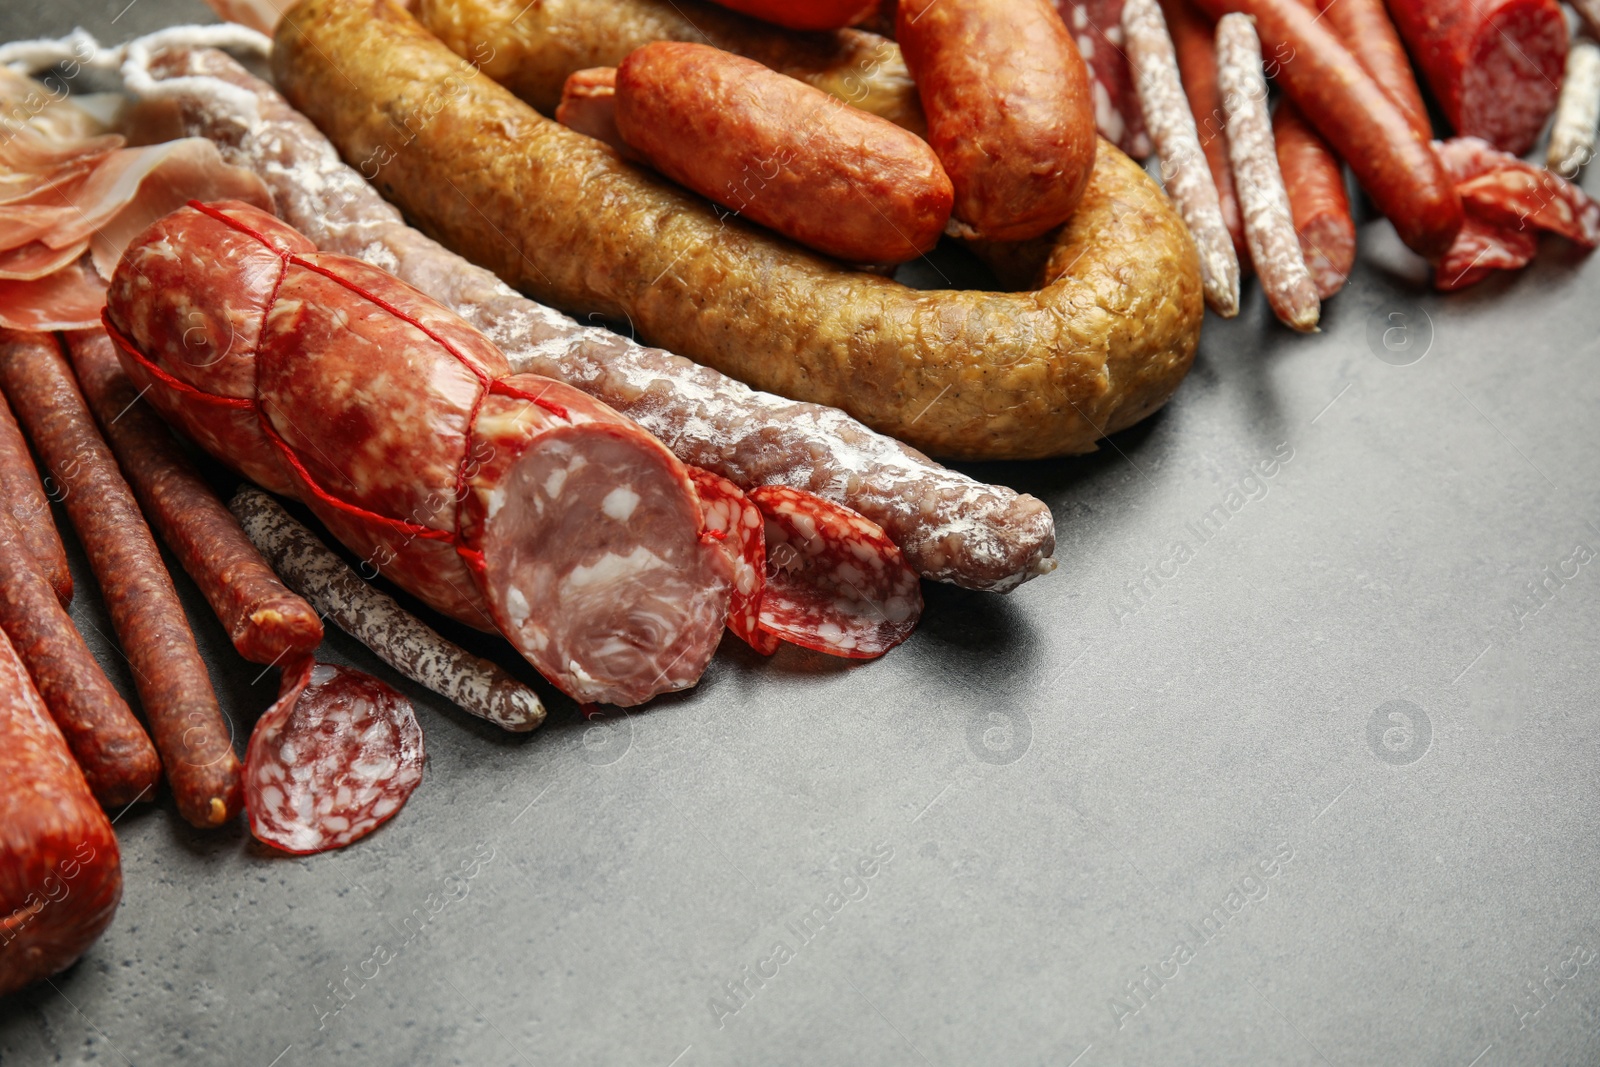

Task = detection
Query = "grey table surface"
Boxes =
[3,2,1600,1065]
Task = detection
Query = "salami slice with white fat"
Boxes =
[245,661,424,854]
[687,467,779,655]
[748,486,922,659]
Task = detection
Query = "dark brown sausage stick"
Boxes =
[0,328,241,829]
[62,328,324,667]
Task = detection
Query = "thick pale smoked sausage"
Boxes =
[0,626,122,997]
[274,0,1201,462]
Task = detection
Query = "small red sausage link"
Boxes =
[704,0,880,30]
[0,505,161,810]
[1190,0,1463,260]
[1160,0,1248,267]
[0,388,72,606]
[0,625,123,998]
[62,328,325,667]
[1273,102,1356,299]
[897,0,1099,241]
[613,43,953,264]
[1387,0,1567,155]
[1301,0,1431,143]
[0,328,242,830]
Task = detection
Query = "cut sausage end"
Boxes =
[1457,0,1567,155]
[480,427,732,706]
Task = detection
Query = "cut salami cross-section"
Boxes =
[687,467,779,656]
[245,661,424,854]
[105,199,732,707]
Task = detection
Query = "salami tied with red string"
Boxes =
[245,661,424,854]
[105,200,731,708]
[748,486,921,658]
[687,467,778,655]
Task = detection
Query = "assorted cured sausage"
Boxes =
[0,0,1597,993]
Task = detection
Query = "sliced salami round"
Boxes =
[747,486,922,659]
[245,661,425,854]
[687,467,778,655]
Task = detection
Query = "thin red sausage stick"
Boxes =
[0,505,161,808]
[1273,102,1355,299]
[0,391,72,606]
[1305,0,1431,142]
[63,328,324,667]
[0,329,241,829]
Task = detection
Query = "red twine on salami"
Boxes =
[747,486,922,659]
[687,467,779,655]
[245,661,424,854]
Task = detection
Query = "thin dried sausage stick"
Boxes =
[1191,0,1463,260]
[0,626,122,997]
[1160,0,1247,266]
[132,45,1061,591]
[1273,102,1355,299]
[1215,15,1319,330]
[230,486,545,732]
[1124,0,1242,315]
[1548,40,1600,179]
[897,0,1098,241]
[61,328,325,667]
[0,393,71,606]
[0,506,161,809]
[0,328,241,829]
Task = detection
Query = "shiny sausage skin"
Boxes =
[274,0,1201,461]
[0,328,241,830]
[418,0,925,133]
[0,626,122,998]
[705,0,877,30]
[0,392,71,607]
[1273,102,1355,299]
[1387,0,1567,155]
[613,43,952,263]
[1301,0,1430,142]
[1191,0,1462,260]
[896,0,1098,240]
[107,201,733,708]
[61,329,325,667]
[0,505,161,809]
[1160,0,1247,266]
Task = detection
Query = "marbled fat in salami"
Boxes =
[688,467,779,655]
[748,486,921,658]
[245,662,424,854]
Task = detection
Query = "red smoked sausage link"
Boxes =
[613,43,952,264]
[1190,0,1462,259]
[0,626,122,997]
[1273,102,1356,298]
[0,329,241,830]
[0,392,71,606]
[63,329,325,667]
[897,0,1099,241]
[1303,0,1431,142]
[1387,0,1567,154]
[706,0,879,30]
